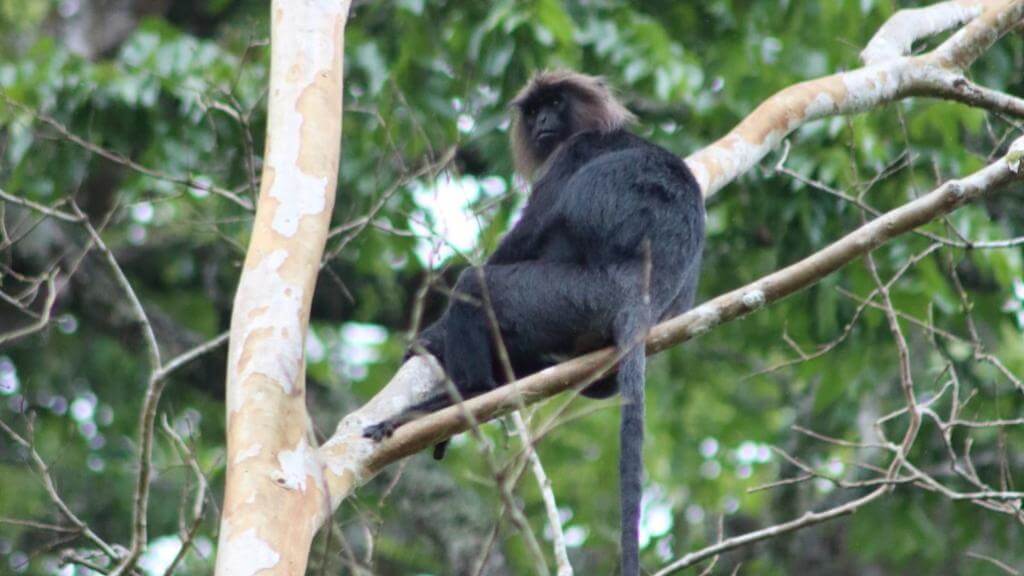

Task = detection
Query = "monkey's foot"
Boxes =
[432,440,450,460]
[362,420,399,442]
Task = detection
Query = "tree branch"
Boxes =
[684,0,1023,197]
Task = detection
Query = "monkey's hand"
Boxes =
[362,420,399,442]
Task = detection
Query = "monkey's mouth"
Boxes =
[535,130,558,142]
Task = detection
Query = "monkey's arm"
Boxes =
[488,218,544,264]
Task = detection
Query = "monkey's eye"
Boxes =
[550,96,562,107]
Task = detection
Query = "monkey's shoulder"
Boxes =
[565,130,695,186]
[557,130,699,205]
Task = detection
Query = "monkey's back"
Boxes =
[539,130,704,310]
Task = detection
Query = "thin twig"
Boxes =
[0,419,121,560]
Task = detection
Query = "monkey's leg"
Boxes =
[440,267,502,395]
[364,320,453,443]
[404,317,446,361]
[362,268,507,446]
[364,263,627,450]
[448,262,622,383]
[361,268,501,447]
[580,374,620,398]
[362,393,456,441]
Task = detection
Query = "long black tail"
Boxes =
[617,308,648,576]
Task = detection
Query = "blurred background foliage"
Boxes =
[0,0,1022,574]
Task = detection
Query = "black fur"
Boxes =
[364,85,704,576]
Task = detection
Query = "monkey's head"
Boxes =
[510,70,636,179]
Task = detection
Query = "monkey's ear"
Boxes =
[509,89,534,109]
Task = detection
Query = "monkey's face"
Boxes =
[520,91,573,159]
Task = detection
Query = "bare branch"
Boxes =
[653,487,888,575]
[966,551,1022,575]
[0,419,121,561]
[0,272,59,345]
[861,0,997,65]
[513,412,573,576]
[160,415,210,576]
[0,94,254,210]
[0,188,80,222]
[685,0,1024,197]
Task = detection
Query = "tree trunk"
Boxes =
[215,1,352,574]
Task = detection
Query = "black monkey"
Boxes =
[364,70,704,576]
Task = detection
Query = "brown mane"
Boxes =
[510,70,636,180]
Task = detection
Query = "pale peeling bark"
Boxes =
[860,0,998,65]
[316,0,1024,514]
[216,1,351,575]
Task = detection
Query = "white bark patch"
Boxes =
[741,289,766,310]
[841,62,903,113]
[862,3,982,65]
[1007,136,1024,174]
[267,110,328,237]
[234,442,263,465]
[321,434,372,483]
[402,354,446,398]
[219,528,280,576]
[687,160,710,195]
[689,304,721,336]
[697,133,767,194]
[352,354,445,423]
[274,436,323,492]
[228,250,304,413]
[263,1,347,237]
[804,92,838,119]
[722,134,767,170]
